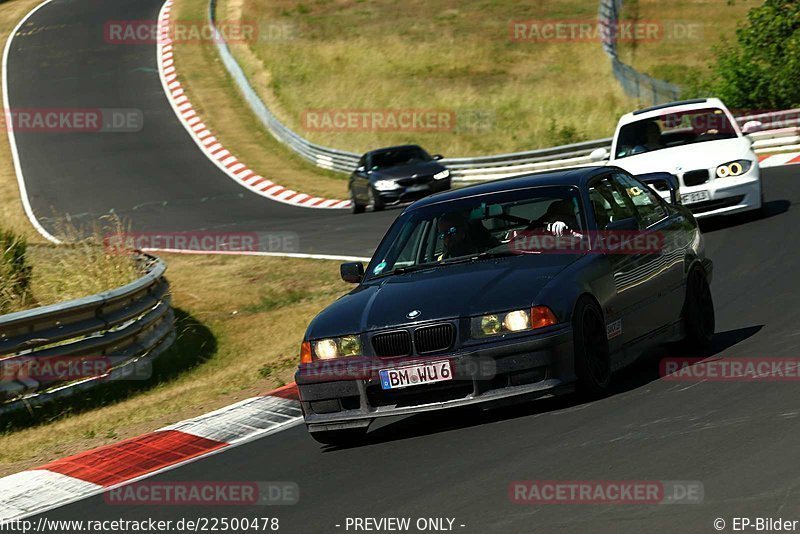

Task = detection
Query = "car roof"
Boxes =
[365,144,424,156]
[406,165,612,211]
[617,97,728,125]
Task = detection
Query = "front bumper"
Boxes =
[296,325,574,431]
[677,165,762,218]
[376,178,451,205]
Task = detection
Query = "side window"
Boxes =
[588,177,637,229]
[612,173,668,227]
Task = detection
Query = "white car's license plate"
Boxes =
[681,190,711,205]
[379,360,453,390]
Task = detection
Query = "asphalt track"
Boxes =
[6,0,397,258]
[8,0,800,532]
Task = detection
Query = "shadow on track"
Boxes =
[699,199,790,233]
[320,325,763,451]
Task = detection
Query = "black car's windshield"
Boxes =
[370,146,432,170]
[615,107,738,159]
[367,186,583,279]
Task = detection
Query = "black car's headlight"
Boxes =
[374,179,400,191]
[310,335,363,360]
[715,160,752,178]
[471,306,558,338]
[433,170,450,180]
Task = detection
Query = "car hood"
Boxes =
[306,254,579,339]
[371,161,446,179]
[611,137,754,175]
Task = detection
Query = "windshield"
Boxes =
[615,107,738,159]
[370,146,432,169]
[367,186,584,279]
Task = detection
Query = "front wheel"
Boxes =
[309,427,368,447]
[368,187,385,212]
[573,297,611,394]
[682,267,715,349]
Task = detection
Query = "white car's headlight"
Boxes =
[373,180,400,191]
[715,160,752,178]
[313,335,362,360]
[433,170,450,180]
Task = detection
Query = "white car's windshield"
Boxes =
[615,107,738,159]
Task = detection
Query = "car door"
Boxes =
[613,172,687,326]
[588,174,660,348]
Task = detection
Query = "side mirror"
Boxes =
[433,154,443,161]
[741,120,763,135]
[636,172,681,205]
[589,147,610,162]
[340,262,365,284]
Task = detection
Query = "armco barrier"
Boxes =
[0,253,175,415]
[205,0,800,185]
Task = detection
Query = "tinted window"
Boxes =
[588,176,637,229]
[370,146,432,169]
[612,173,668,227]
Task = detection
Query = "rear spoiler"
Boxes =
[637,172,681,205]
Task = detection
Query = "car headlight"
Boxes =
[471,306,557,338]
[715,160,752,178]
[433,169,450,180]
[373,180,399,191]
[312,335,362,360]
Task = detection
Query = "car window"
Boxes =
[367,186,583,279]
[612,173,668,227]
[588,177,637,229]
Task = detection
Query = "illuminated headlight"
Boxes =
[374,180,400,191]
[471,307,557,338]
[715,160,752,178]
[313,335,362,360]
[433,170,451,180]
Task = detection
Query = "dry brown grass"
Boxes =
[617,0,759,86]
[170,0,349,199]
[222,0,638,156]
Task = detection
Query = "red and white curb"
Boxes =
[759,151,800,168]
[156,1,350,210]
[0,384,302,521]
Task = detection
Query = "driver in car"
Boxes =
[533,199,579,237]
[437,212,499,260]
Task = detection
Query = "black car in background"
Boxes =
[299,166,714,446]
[349,144,451,214]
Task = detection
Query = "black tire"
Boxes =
[573,297,612,394]
[309,427,368,447]
[682,267,715,349]
[368,187,385,212]
[350,189,365,214]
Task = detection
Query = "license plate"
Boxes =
[681,190,711,205]
[405,185,427,193]
[379,360,453,390]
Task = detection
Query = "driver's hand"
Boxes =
[547,221,569,236]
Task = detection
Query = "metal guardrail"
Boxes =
[206,0,800,185]
[0,253,175,415]
[598,0,682,105]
